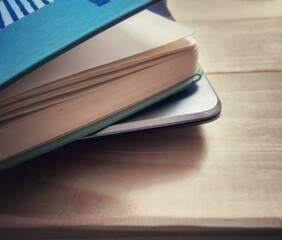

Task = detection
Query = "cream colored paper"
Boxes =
[0,10,194,101]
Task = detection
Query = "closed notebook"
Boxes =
[0,1,201,170]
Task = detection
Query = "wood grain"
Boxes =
[0,72,281,228]
[1,0,282,238]
[167,0,282,73]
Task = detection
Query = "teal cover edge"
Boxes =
[0,0,161,89]
[0,69,203,171]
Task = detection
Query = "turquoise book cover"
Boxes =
[0,0,161,88]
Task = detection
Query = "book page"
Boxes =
[0,10,194,101]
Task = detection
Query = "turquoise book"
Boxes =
[0,0,163,88]
[0,0,201,170]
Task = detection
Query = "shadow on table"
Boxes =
[0,126,206,220]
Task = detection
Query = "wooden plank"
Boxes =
[192,18,282,73]
[167,0,282,73]
[167,0,282,21]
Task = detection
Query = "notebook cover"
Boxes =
[0,0,161,89]
[0,69,202,171]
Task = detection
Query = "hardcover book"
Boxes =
[0,1,201,170]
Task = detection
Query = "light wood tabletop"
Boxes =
[0,0,281,239]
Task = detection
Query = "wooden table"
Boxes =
[0,1,281,239]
